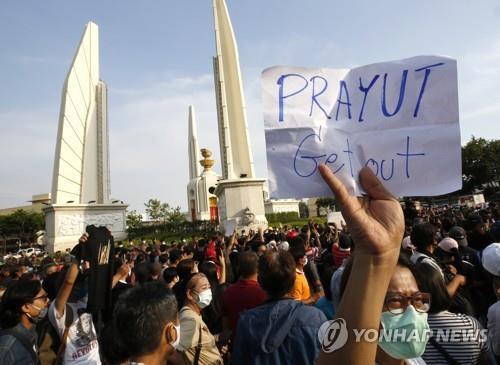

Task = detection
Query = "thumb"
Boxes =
[359,167,394,201]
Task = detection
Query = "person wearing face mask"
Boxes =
[0,279,49,365]
[339,255,431,364]
[175,273,223,365]
[290,243,321,305]
[99,281,180,365]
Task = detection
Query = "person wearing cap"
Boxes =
[410,223,467,299]
[483,243,500,361]
[435,236,460,266]
[449,226,481,269]
[401,236,416,255]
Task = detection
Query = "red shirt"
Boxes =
[205,240,217,261]
[222,279,267,339]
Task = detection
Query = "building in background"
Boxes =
[264,199,300,216]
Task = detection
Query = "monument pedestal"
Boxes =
[43,204,128,253]
[215,178,268,235]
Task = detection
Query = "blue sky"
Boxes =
[1,0,500,213]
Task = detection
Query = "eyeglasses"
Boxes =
[384,292,431,314]
[32,294,49,303]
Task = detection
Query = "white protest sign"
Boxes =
[327,212,345,228]
[223,219,237,236]
[262,56,461,198]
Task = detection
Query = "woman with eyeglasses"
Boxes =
[340,254,431,364]
[0,279,49,365]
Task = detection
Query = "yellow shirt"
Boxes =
[291,269,311,301]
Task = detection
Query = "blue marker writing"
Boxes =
[277,73,308,122]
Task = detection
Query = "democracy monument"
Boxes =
[43,22,127,253]
[42,0,284,251]
[186,0,268,234]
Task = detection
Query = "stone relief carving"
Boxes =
[241,207,256,226]
[234,207,267,228]
[57,213,125,236]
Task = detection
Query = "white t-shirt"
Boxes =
[48,298,101,364]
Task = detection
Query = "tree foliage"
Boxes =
[462,137,500,193]
[126,210,143,229]
[266,212,300,224]
[299,201,309,218]
[0,209,45,242]
[144,198,186,224]
[315,197,336,209]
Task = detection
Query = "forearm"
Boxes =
[112,274,121,289]
[317,251,398,364]
[55,263,79,315]
[446,276,462,297]
[219,263,226,284]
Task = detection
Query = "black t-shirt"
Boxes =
[469,231,494,251]
[81,225,114,313]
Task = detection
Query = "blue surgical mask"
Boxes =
[379,305,430,359]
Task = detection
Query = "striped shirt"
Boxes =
[422,311,489,364]
[332,245,350,268]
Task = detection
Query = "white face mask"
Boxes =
[196,289,212,308]
[171,324,181,349]
[303,257,308,266]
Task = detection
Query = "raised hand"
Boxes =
[319,165,404,259]
[317,164,405,365]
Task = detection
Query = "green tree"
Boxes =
[144,198,169,223]
[315,197,336,216]
[299,201,309,218]
[144,199,186,224]
[126,210,143,229]
[167,206,186,224]
[0,209,44,242]
[462,137,500,193]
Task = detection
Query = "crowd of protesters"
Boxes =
[0,166,500,364]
